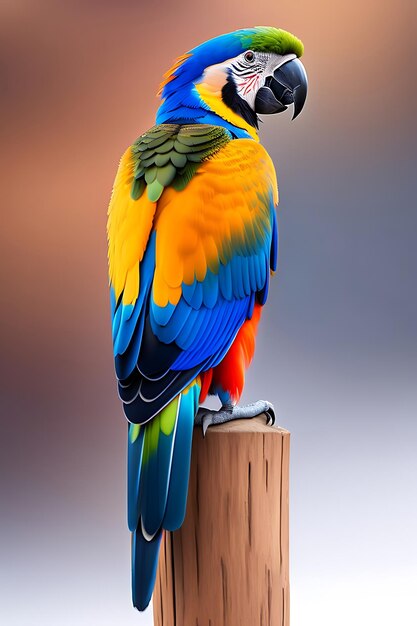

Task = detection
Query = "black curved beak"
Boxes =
[255,58,308,120]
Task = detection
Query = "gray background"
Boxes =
[1,0,416,624]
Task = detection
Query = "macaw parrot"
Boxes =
[107,26,307,611]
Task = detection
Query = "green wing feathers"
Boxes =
[131,124,231,201]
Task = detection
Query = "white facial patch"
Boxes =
[230,52,269,108]
[197,51,298,110]
[233,52,298,108]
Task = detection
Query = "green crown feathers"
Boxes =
[242,27,304,58]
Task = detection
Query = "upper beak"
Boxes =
[254,58,308,120]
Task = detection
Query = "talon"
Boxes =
[196,399,276,432]
[265,402,275,426]
[202,414,212,437]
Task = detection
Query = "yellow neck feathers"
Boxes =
[195,74,259,142]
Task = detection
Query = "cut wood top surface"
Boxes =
[194,414,289,434]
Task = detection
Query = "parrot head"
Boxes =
[157,27,307,137]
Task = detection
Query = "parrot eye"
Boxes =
[244,51,255,63]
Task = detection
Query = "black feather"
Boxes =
[221,75,259,129]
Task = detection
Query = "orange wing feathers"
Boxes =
[153,139,278,308]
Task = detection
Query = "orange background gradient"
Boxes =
[1,1,416,624]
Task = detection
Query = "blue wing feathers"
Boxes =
[115,307,146,380]
[111,300,124,346]
[204,296,253,369]
[151,297,193,344]
[171,302,225,369]
[173,303,209,352]
[241,257,251,295]
[219,261,233,300]
[110,287,117,319]
[114,301,138,355]
[270,206,278,272]
[256,258,270,305]
[171,295,251,371]
[202,269,219,308]
[150,298,176,326]
[231,255,245,298]
[184,279,204,309]
[113,234,156,379]
[175,306,203,350]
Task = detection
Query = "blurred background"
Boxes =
[1,1,416,624]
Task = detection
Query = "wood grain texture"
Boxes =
[154,416,290,626]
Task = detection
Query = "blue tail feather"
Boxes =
[163,385,199,530]
[128,381,200,611]
[140,413,178,537]
[132,525,162,611]
[127,424,145,531]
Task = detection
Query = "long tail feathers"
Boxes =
[132,526,162,610]
[128,381,200,610]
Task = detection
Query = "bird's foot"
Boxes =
[195,400,275,437]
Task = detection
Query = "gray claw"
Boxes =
[202,414,212,438]
[196,400,276,435]
[264,401,276,426]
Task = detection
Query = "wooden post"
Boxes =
[153,416,290,626]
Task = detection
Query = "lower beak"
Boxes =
[254,58,308,120]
